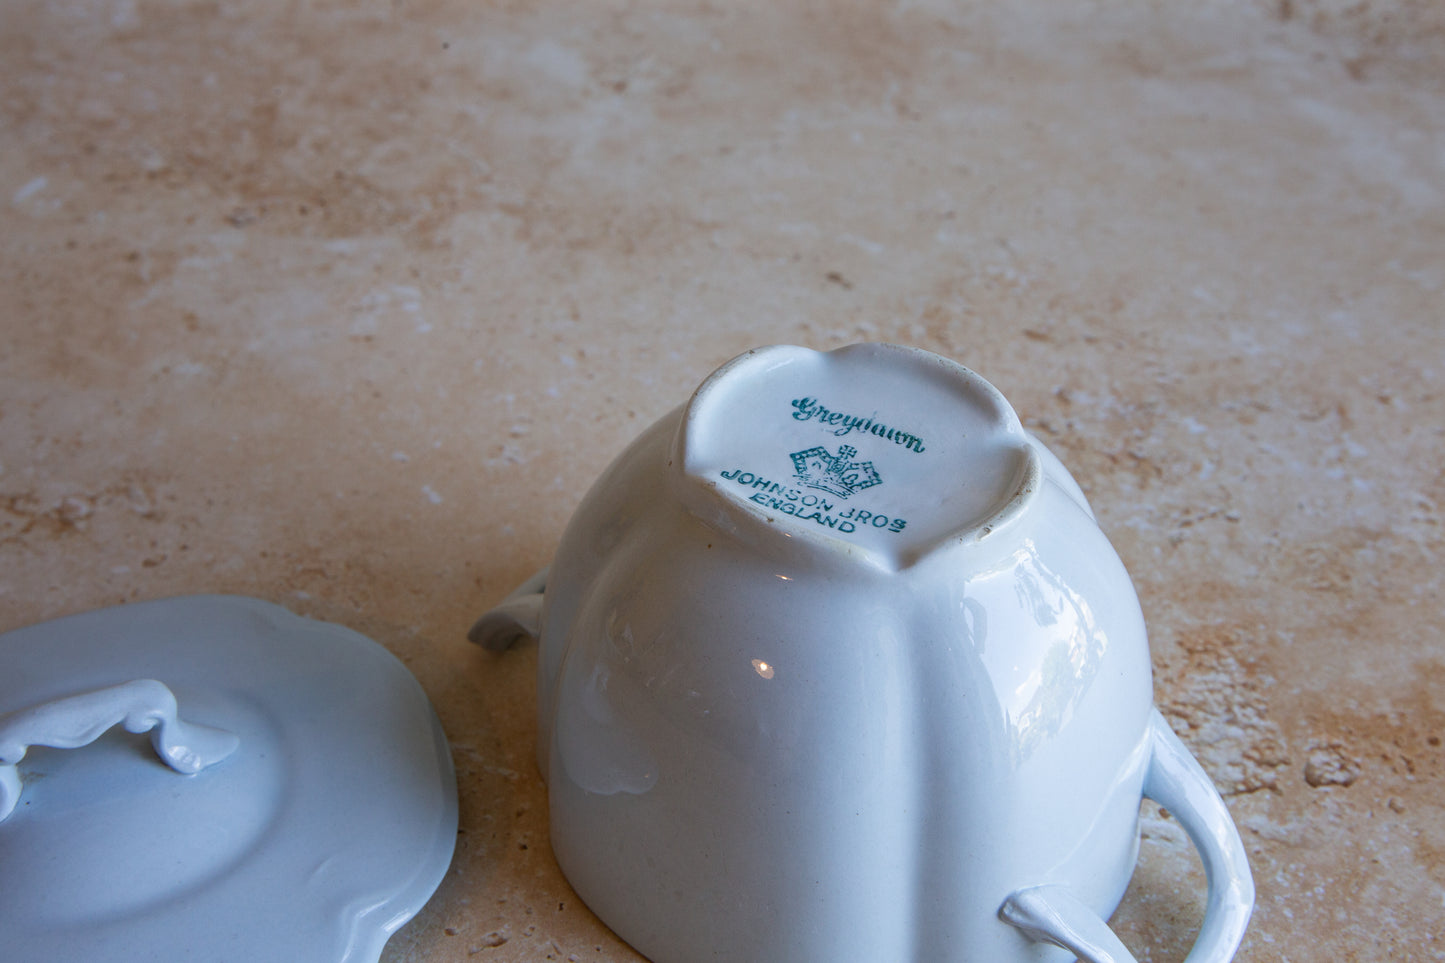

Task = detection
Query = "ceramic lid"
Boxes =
[0,595,458,963]
[675,343,1042,570]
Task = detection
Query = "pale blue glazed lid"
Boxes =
[0,595,458,962]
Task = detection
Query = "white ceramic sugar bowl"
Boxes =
[474,343,1253,963]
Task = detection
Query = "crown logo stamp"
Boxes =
[789,445,882,499]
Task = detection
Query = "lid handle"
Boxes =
[0,679,240,823]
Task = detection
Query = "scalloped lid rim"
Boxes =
[0,595,457,963]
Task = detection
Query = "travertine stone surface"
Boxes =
[2,1,1442,960]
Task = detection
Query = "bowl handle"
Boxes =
[0,679,240,823]
[999,708,1255,962]
[468,567,548,652]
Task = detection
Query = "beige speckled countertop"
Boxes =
[3,1,1443,959]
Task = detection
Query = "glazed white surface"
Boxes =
[515,345,1248,962]
[677,344,1035,567]
[0,597,458,963]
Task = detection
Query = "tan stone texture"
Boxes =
[2,0,1443,959]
